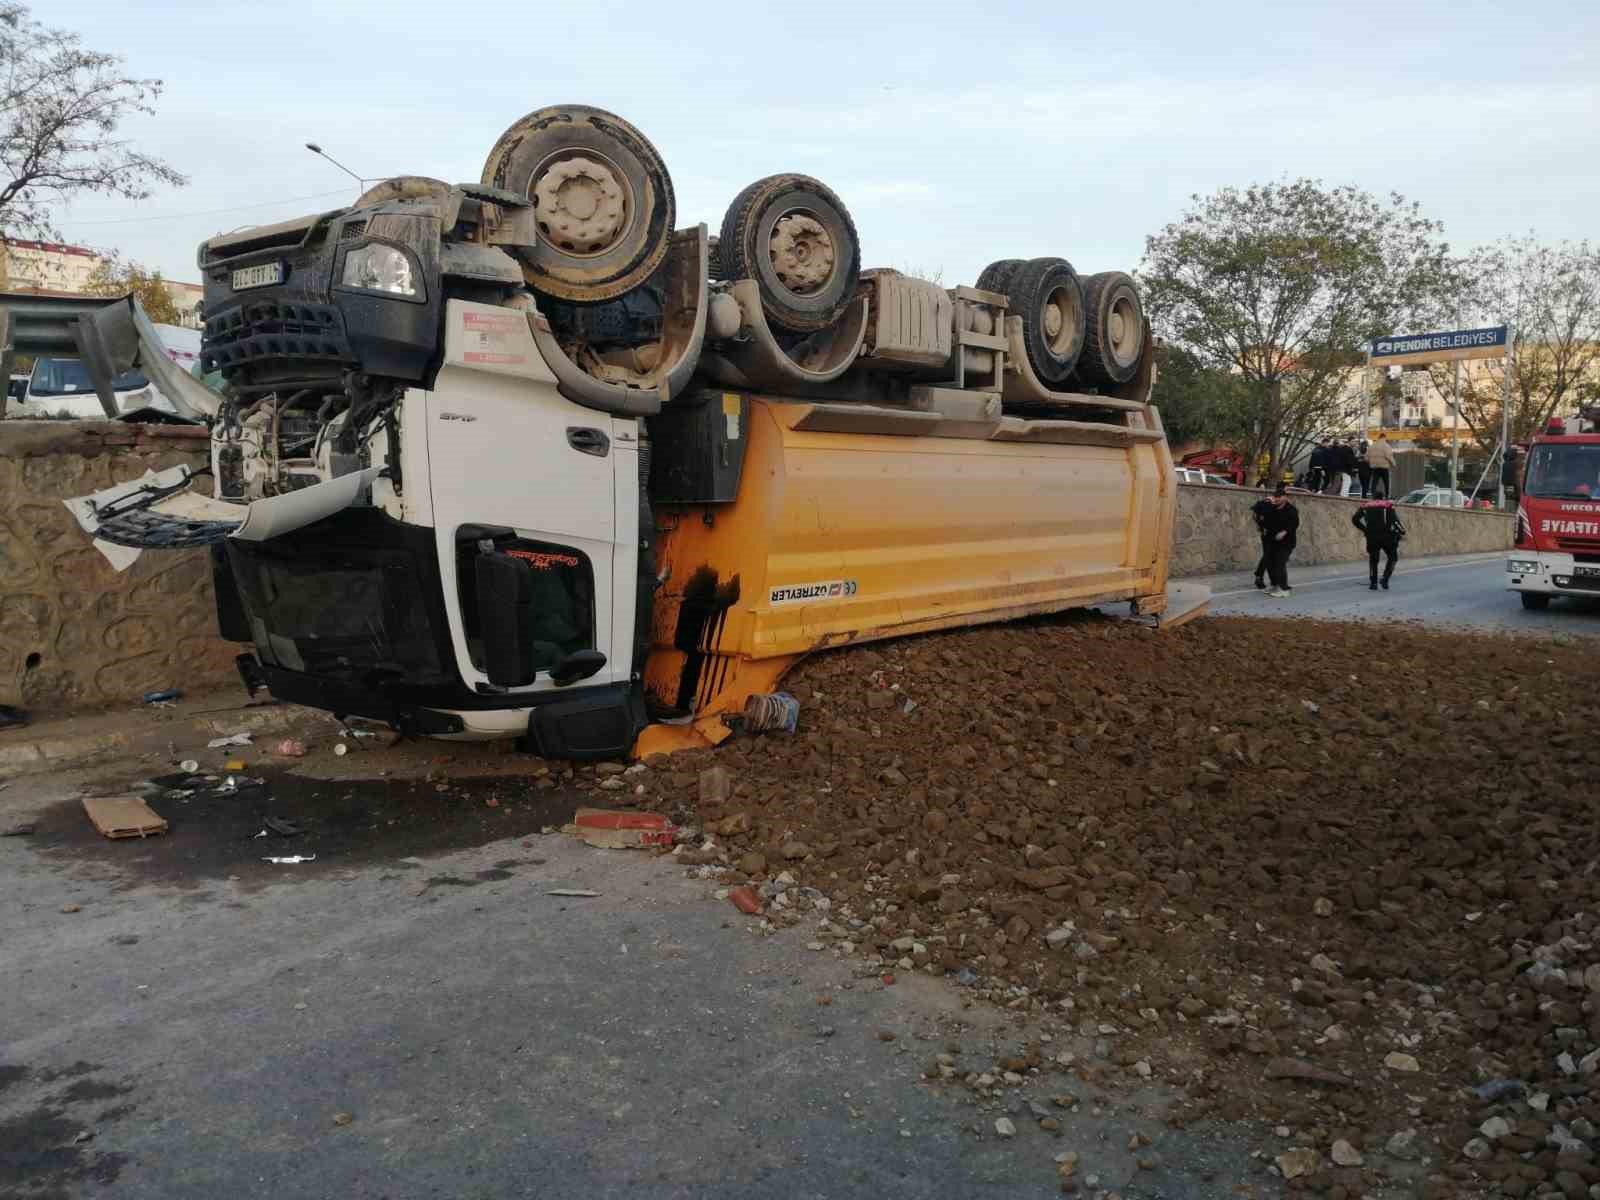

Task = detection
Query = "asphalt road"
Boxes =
[1,760,1268,1200]
[1190,551,1600,637]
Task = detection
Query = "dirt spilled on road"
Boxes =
[603,612,1600,1197]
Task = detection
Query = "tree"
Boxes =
[1422,237,1600,453]
[83,255,181,324]
[1139,179,1458,481]
[0,4,186,240]
[1149,342,1253,450]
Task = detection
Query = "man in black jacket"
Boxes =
[1307,443,1329,493]
[1327,441,1358,496]
[1250,493,1275,589]
[1261,484,1300,597]
[1352,497,1406,589]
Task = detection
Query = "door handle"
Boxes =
[567,426,610,457]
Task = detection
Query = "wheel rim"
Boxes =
[768,210,836,295]
[1107,294,1140,365]
[1042,283,1081,357]
[529,150,633,257]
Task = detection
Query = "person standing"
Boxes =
[1307,442,1329,493]
[1261,483,1300,598]
[1327,440,1357,496]
[1250,492,1275,589]
[1367,433,1395,501]
[1352,493,1406,589]
[1356,440,1373,498]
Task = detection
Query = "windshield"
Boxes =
[29,357,148,397]
[1524,443,1600,499]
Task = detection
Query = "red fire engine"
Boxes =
[1507,409,1600,610]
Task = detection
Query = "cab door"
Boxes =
[426,301,624,694]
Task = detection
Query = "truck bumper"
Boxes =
[1506,552,1600,596]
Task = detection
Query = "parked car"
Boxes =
[1397,487,1472,508]
[1202,474,1237,487]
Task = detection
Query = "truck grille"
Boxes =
[1554,535,1600,553]
[202,299,351,375]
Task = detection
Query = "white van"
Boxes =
[12,324,201,419]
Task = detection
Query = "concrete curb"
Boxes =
[0,699,333,782]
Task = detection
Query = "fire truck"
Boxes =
[1507,408,1600,610]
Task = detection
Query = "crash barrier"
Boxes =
[1169,482,1514,579]
[0,421,238,714]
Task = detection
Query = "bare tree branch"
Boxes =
[0,4,186,241]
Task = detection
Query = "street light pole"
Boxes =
[305,143,366,192]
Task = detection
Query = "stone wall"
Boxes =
[1170,482,1514,578]
[0,421,237,714]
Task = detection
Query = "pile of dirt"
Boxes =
[595,614,1600,1197]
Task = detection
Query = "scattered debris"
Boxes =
[1262,1058,1354,1088]
[273,739,307,758]
[207,733,253,749]
[1330,1139,1362,1166]
[2,822,34,837]
[727,885,763,915]
[334,743,349,757]
[60,903,81,913]
[331,1112,354,1127]
[142,689,182,704]
[83,795,168,840]
[993,1117,1016,1138]
[569,807,679,850]
[262,855,316,865]
[742,691,800,734]
[1383,1052,1421,1073]
[178,759,200,773]
[546,889,600,898]
[262,817,304,837]
[1275,1148,1319,1179]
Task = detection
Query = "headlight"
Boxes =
[341,244,417,296]
[1507,560,1540,574]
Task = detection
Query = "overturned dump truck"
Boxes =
[56,105,1186,759]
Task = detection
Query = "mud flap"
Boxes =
[64,465,384,569]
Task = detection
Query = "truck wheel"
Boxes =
[1078,271,1145,386]
[719,174,860,332]
[1521,592,1551,610]
[1009,257,1086,385]
[975,258,1024,298]
[481,105,675,304]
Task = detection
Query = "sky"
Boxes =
[44,0,1600,289]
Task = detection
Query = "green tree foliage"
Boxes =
[1150,342,1252,450]
[0,4,185,239]
[1140,179,1458,479]
[84,255,181,324]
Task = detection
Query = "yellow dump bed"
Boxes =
[640,391,1175,752]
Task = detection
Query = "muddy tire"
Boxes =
[481,105,674,304]
[975,258,1025,300]
[719,174,860,332]
[1008,257,1086,385]
[1078,271,1145,386]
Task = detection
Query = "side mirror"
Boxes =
[476,552,538,687]
[550,649,606,687]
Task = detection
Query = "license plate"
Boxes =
[232,262,283,290]
[1575,565,1600,577]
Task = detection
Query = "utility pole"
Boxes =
[1498,326,1514,509]
[1449,307,1462,502]
[1450,356,1461,500]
